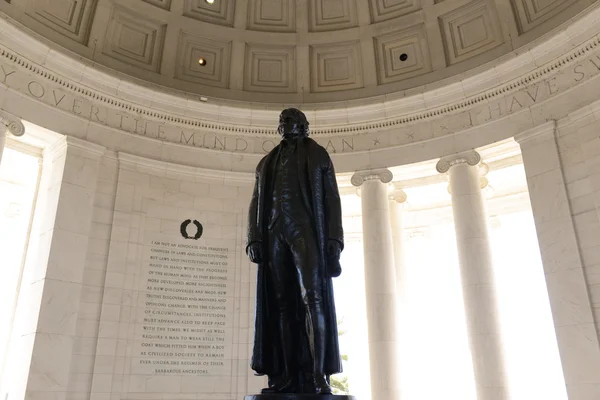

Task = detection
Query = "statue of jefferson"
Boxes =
[246,108,344,394]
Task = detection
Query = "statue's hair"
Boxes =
[277,108,310,137]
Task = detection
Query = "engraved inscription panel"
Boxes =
[87,159,252,397]
[133,236,235,381]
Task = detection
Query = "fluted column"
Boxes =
[0,110,25,166]
[352,169,400,400]
[389,186,408,300]
[436,151,508,400]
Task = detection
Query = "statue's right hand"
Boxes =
[247,242,263,264]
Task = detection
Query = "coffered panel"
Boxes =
[368,0,421,23]
[27,0,97,44]
[247,0,296,32]
[310,41,363,92]
[2,0,595,103]
[102,6,166,72]
[439,0,504,65]
[183,0,235,27]
[511,0,576,33]
[142,0,171,11]
[374,24,431,84]
[244,44,296,93]
[308,0,358,32]
[175,31,232,88]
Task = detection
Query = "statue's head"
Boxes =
[278,108,309,139]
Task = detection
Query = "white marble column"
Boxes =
[352,169,401,400]
[436,151,508,400]
[0,110,25,166]
[389,186,408,299]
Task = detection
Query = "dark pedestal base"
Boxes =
[245,395,356,400]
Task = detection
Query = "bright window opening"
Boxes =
[334,159,566,400]
[0,146,41,380]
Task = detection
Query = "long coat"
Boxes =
[246,137,344,377]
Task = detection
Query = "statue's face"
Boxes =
[278,109,307,139]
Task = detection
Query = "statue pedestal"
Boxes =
[245,395,356,400]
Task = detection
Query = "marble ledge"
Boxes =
[0,1,596,132]
[42,135,107,161]
[514,121,558,147]
[556,104,597,133]
[117,152,254,184]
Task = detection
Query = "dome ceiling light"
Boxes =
[399,53,408,62]
[198,58,207,66]
[205,0,215,4]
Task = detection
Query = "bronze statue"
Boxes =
[246,108,344,394]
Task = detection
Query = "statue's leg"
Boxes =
[289,227,332,395]
[262,232,297,394]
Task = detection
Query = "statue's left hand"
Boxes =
[247,242,263,264]
[327,240,342,277]
[327,240,342,261]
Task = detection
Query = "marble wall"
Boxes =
[1,135,105,400]
[67,152,120,399]
[4,108,600,400]
[555,108,600,343]
[2,3,600,398]
[85,153,262,400]
[516,116,600,400]
[0,135,264,400]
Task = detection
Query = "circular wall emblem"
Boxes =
[180,219,203,240]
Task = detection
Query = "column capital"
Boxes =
[351,168,393,187]
[0,110,25,137]
[436,150,481,173]
[389,184,407,203]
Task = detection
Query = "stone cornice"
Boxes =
[0,5,598,141]
[436,150,481,173]
[5,136,42,157]
[117,152,254,183]
[64,136,107,159]
[42,135,106,160]
[0,109,24,136]
[351,169,393,187]
[1,32,595,138]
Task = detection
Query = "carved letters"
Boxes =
[0,50,599,154]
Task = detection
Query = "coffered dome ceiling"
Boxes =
[0,0,595,104]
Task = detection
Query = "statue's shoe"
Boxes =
[314,377,332,395]
[261,379,297,394]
